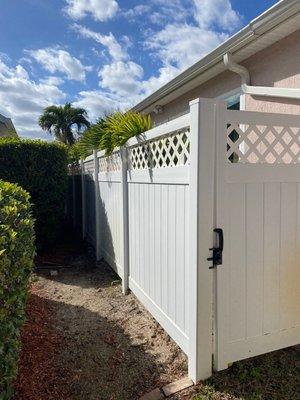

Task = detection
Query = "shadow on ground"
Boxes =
[32,262,187,400]
[47,295,163,399]
[172,345,299,400]
[31,228,299,400]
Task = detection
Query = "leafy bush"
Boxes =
[0,139,68,248]
[0,180,35,399]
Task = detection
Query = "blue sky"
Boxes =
[0,0,278,139]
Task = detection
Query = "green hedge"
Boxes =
[0,180,35,400]
[0,139,68,248]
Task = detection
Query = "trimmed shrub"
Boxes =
[0,139,68,248]
[0,180,35,399]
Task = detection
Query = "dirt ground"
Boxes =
[35,264,187,399]
[13,237,299,400]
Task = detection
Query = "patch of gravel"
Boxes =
[36,261,187,400]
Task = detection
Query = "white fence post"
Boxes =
[188,98,215,382]
[93,149,101,261]
[121,147,129,294]
[80,159,86,240]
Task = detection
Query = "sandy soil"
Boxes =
[34,260,187,400]
[13,235,299,400]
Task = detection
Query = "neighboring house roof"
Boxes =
[133,0,300,114]
[0,114,17,137]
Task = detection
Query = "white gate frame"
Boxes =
[214,100,228,370]
[188,99,217,381]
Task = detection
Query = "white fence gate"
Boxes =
[215,105,300,370]
[76,98,300,383]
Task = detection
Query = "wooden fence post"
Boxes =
[121,147,129,294]
[188,98,215,382]
[80,159,86,240]
[93,149,101,261]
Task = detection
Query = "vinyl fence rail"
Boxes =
[71,98,300,382]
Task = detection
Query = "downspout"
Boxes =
[223,52,300,100]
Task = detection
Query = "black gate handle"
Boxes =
[207,228,224,269]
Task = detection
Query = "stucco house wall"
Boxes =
[244,30,300,115]
[150,30,300,125]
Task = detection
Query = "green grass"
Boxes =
[192,346,299,400]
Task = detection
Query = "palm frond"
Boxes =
[103,111,152,155]
[69,111,152,158]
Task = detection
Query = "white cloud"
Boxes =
[99,0,241,110]
[99,61,143,96]
[73,65,180,122]
[68,0,242,120]
[64,0,119,21]
[152,0,189,23]
[0,59,66,138]
[39,76,65,86]
[72,62,178,121]
[145,23,228,71]
[73,63,160,122]
[72,24,128,61]
[122,5,151,20]
[193,0,241,31]
[141,65,179,96]
[70,21,178,104]
[15,65,29,80]
[73,90,130,121]
[27,47,92,82]
[123,1,188,26]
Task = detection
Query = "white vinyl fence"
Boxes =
[78,109,209,381]
[71,98,300,383]
[81,114,194,355]
[127,120,191,353]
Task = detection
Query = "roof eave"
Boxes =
[132,0,300,113]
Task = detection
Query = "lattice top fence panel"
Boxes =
[98,151,121,172]
[227,123,300,164]
[129,129,190,171]
[83,159,94,174]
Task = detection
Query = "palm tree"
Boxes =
[39,103,90,145]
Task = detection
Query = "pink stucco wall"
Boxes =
[151,30,300,124]
[244,30,300,115]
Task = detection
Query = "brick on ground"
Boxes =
[162,377,193,397]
